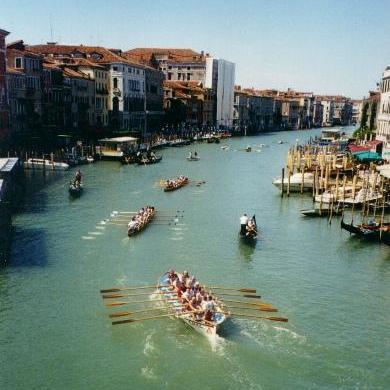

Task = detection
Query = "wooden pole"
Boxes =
[281,168,285,197]
[287,168,291,197]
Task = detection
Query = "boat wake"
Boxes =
[88,231,103,235]
[143,330,157,356]
[81,236,96,240]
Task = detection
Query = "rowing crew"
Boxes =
[128,205,155,233]
[166,175,188,189]
[167,270,216,322]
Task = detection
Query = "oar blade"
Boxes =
[105,301,128,307]
[268,317,288,322]
[102,294,124,299]
[242,294,261,299]
[238,288,257,293]
[100,288,120,293]
[112,319,135,325]
[109,311,132,318]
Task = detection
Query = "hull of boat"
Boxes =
[157,273,225,339]
[69,186,83,196]
[187,157,200,161]
[127,211,155,236]
[164,179,189,192]
[24,160,69,171]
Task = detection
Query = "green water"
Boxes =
[1,128,389,390]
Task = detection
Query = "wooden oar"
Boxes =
[101,285,157,293]
[222,298,272,307]
[208,286,256,293]
[224,304,278,313]
[225,312,288,322]
[109,306,186,318]
[112,310,197,325]
[102,290,174,299]
[105,297,179,307]
[215,292,261,299]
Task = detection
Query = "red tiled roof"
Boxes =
[124,48,205,63]
[27,44,144,68]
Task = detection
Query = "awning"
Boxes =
[353,151,382,162]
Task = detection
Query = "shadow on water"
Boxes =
[238,237,257,261]
[8,227,47,267]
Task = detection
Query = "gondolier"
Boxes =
[240,213,249,235]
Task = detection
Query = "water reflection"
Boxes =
[238,237,256,261]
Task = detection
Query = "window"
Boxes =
[15,57,22,69]
[113,78,118,88]
[113,66,118,71]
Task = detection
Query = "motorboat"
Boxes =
[24,158,69,171]
[272,172,314,192]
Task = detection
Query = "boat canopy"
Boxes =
[352,151,382,163]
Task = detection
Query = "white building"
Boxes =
[205,58,235,130]
[377,66,390,160]
[321,99,334,127]
[108,61,145,130]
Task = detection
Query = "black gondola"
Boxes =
[341,219,390,245]
[240,214,258,241]
[69,181,83,197]
[137,155,162,165]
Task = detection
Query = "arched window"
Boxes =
[113,97,119,112]
[113,78,118,89]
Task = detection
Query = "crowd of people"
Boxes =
[166,270,217,322]
[127,206,155,235]
[165,175,189,190]
[240,213,257,237]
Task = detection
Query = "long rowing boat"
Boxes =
[127,206,155,237]
[157,272,227,339]
[164,176,189,192]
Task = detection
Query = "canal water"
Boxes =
[1,128,389,389]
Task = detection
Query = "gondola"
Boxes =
[341,219,390,245]
[127,206,155,237]
[240,214,258,241]
[164,176,189,192]
[69,181,83,197]
[187,156,200,161]
[137,155,162,165]
[301,207,344,217]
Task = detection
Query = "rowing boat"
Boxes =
[157,272,227,339]
[69,182,83,197]
[164,176,189,192]
[127,207,155,236]
[341,219,390,245]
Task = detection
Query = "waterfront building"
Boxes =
[28,44,148,133]
[281,98,300,129]
[6,41,43,146]
[377,66,390,160]
[203,87,215,128]
[0,28,9,143]
[233,87,250,134]
[163,80,204,128]
[360,91,380,132]
[62,67,95,135]
[313,98,324,127]
[351,99,363,125]
[320,99,334,127]
[41,61,66,141]
[124,48,207,82]
[205,57,235,130]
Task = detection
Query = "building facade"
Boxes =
[0,28,9,142]
[205,57,235,129]
[377,66,390,159]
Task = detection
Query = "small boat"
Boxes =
[69,181,83,196]
[137,155,162,165]
[245,146,252,152]
[169,139,191,147]
[273,172,314,192]
[157,272,227,339]
[278,140,284,144]
[187,153,200,161]
[127,206,155,237]
[341,219,390,245]
[164,176,189,192]
[87,156,95,163]
[24,158,69,171]
[301,207,343,217]
[221,145,229,150]
[239,215,258,241]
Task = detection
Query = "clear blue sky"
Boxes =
[1,0,389,99]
